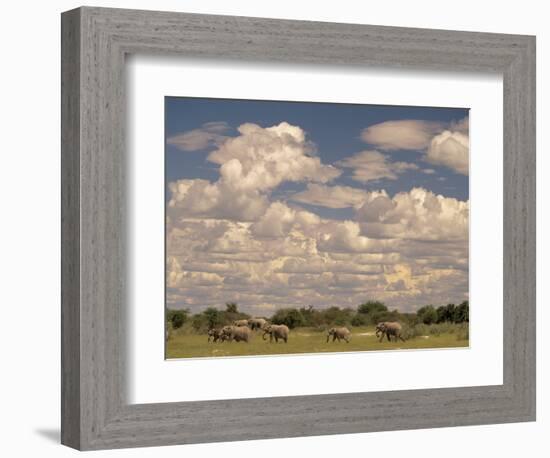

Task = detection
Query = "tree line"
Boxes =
[167,300,469,333]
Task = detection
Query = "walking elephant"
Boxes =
[221,325,251,343]
[375,322,406,342]
[326,327,351,343]
[262,324,289,343]
[248,318,267,331]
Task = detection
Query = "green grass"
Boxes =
[166,326,469,359]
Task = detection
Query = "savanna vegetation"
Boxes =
[166,301,469,358]
[165,300,469,359]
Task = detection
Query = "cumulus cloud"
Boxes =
[425,130,469,175]
[290,183,368,209]
[361,120,443,151]
[166,121,469,314]
[360,116,470,176]
[168,179,268,221]
[356,187,469,241]
[208,122,340,192]
[166,121,230,151]
[337,150,418,183]
[316,220,392,254]
[167,122,341,221]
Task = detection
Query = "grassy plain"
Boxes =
[166,325,468,359]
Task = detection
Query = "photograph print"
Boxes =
[165,97,470,359]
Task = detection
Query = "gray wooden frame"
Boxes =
[61,6,536,451]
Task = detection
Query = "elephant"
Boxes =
[221,325,251,343]
[262,324,289,343]
[247,318,267,331]
[326,327,351,343]
[375,322,406,342]
[207,328,223,343]
[233,319,249,327]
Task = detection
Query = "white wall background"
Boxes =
[0,1,545,456]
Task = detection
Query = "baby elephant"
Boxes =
[207,328,224,343]
[375,322,406,342]
[326,327,351,343]
[262,324,289,343]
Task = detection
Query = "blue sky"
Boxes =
[164,97,469,314]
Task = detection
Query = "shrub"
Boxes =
[166,309,188,329]
[405,323,430,339]
[225,302,238,314]
[271,308,305,329]
[191,314,207,332]
[203,307,224,329]
[455,301,469,323]
[357,301,388,316]
[351,313,368,327]
[417,305,438,325]
[321,306,353,326]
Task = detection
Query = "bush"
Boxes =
[357,301,388,316]
[203,307,224,329]
[455,301,469,323]
[320,306,353,326]
[191,314,207,332]
[417,305,438,325]
[351,313,368,327]
[166,309,188,329]
[225,302,238,314]
[405,323,429,339]
[271,308,305,329]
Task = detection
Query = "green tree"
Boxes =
[271,308,305,329]
[455,301,469,323]
[321,306,353,326]
[417,305,438,325]
[203,307,223,329]
[436,305,446,323]
[166,309,188,329]
[357,300,388,315]
[299,305,323,328]
[225,302,238,314]
[191,314,206,332]
[351,313,368,327]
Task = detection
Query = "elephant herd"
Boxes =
[207,320,290,344]
[207,319,406,344]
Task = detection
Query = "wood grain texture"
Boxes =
[61,6,536,450]
[60,7,81,449]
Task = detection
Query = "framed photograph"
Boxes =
[61,6,536,450]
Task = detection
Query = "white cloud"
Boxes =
[425,130,469,175]
[316,220,392,254]
[166,121,469,314]
[167,122,344,221]
[356,187,469,241]
[168,179,268,222]
[337,150,418,183]
[290,183,368,209]
[361,120,443,151]
[360,116,470,176]
[166,121,230,151]
[208,122,341,192]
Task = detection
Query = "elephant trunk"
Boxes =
[263,331,268,340]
